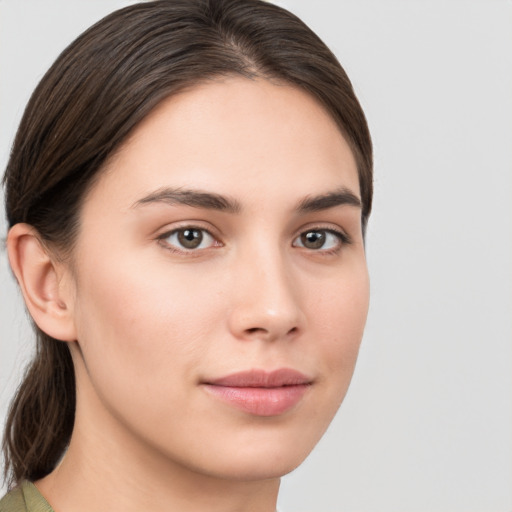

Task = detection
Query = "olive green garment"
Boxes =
[0,482,53,512]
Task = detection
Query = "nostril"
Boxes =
[244,325,298,338]
[246,327,267,335]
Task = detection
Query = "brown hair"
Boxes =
[2,0,372,487]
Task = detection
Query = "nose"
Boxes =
[227,247,305,343]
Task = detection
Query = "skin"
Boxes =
[10,77,369,512]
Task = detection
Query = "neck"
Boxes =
[37,455,279,512]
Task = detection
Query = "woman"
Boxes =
[1,0,372,510]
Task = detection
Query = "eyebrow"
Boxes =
[132,186,361,214]
[132,187,241,213]
[296,187,362,213]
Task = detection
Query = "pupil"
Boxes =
[178,229,202,249]
[302,231,325,249]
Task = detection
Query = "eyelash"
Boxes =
[156,225,351,255]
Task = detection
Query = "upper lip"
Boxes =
[204,368,312,388]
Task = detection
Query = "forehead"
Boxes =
[91,77,359,211]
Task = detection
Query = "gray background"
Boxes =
[1,1,511,511]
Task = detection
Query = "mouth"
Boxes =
[202,368,313,417]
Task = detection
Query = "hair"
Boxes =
[2,0,372,488]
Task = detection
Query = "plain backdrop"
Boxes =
[1,1,511,511]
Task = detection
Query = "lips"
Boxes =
[202,369,312,416]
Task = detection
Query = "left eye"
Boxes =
[293,229,344,251]
[160,228,217,251]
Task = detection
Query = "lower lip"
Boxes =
[202,384,310,416]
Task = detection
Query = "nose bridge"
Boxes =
[228,239,303,341]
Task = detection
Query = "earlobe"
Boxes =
[7,223,77,342]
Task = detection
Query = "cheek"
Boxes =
[71,255,222,403]
[309,263,369,379]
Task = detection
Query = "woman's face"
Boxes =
[66,77,369,480]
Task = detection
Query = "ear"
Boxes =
[7,223,77,342]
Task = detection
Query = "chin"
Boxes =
[202,448,309,482]
[182,420,328,482]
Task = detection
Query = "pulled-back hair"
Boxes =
[2,0,372,488]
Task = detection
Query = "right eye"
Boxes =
[158,227,220,252]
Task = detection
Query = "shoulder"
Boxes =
[0,485,26,512]
[0,482,53,512]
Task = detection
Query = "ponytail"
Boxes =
[2,330,75,488]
